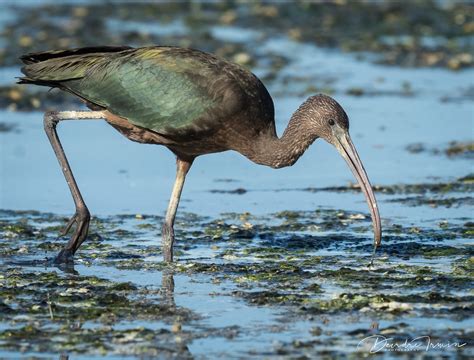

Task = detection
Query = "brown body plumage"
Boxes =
[18,45,381,264]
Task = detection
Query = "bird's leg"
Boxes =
[162,157,193,262]
[43,110,105,264]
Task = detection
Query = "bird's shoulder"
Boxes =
[148,47,276,137]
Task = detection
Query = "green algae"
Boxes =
[276,175,474,211]
[445,141,474,158]
[0,264,197,356]
[406,142,474,159]
[2,1,473,113]
[298,174,474,196]
[0,325,193,357]
[0,204,472,357]
[1,1,472,71]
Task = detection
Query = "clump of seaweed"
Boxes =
[0,189,472,357]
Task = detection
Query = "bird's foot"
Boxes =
[54,248,75,264]
[55,209,90,263]
[59,210,89,238]
[49,249,77,274]
[161,223,175,263]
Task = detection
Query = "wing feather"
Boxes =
[19,46,275,138]
[68,49,217,133]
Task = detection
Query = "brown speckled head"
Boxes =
[295,94,349,144]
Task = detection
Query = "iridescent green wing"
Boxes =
[63,48,217,134]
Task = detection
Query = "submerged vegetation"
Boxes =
[0,200,472,357]
[406,141,474,159]
[2,1,472,68]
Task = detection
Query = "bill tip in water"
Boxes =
[369,234,381,267]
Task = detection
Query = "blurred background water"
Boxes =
[0,1,472,221]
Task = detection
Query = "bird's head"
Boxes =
[296,94,349,143]
[298,94,382,250]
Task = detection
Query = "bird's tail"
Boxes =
[18,46,132,87]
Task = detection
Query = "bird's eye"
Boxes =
[328,119,335,126]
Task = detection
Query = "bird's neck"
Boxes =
[248,113,316,169]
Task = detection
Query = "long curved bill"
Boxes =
[333,127,382,251]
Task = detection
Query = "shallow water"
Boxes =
[0,2,473,359]
[0,207,472,358]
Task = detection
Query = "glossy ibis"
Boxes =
[18,46,381,264]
